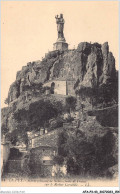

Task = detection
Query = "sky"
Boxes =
[1,1,119,108]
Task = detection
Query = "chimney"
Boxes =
[40,128,44,136]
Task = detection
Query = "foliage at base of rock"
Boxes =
[56,130,117,177]
[13,99,63,132]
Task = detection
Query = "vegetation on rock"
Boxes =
[55,130,117,177]
[12,99,63,136]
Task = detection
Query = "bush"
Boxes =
[28,152,42,175]
[14,99,63,132]
[1,124,9,135]
[65,96,77,113]
[22,156,31,176]
[53,155,64,166]
[9,148,22,160]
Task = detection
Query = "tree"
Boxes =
[53,155,64,166]
[23,82,43,93]
[65,96,77,113]
[14,109,28,123]
[28,100,63,129]
[56,130,117,177]
[76,86,98,109]
[57,131,68,157]
[91,131,116,174]
[98,80,118,107]
[14,99,63,131]
[1,124,9,136]
[8,124,28,146]
[4,98,9,105]
[66,135,95,175]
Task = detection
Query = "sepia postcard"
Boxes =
[1,0,119,192]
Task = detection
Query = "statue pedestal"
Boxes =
[53,41,68,51]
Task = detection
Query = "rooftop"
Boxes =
[29,129,62,149]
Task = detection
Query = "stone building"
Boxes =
[5,148,27,174]
[30,146,57,176]
[44,80,76,96]
[28,129,67,177]
[28,130,60,176]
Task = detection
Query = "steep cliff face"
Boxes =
[102,42,116,83]
[6,42,116,103]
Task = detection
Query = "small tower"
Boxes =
[53,14,68,51]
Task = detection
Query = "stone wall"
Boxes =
[6,159,22,173]
[54,81,66,95]
[1,143,10,174]
[30,146,56,176]
[44,80,67,95]
[41,165,53,177]
[44,80,76,96]
[31,146,56,158]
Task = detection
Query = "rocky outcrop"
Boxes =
[1,41,118,179]
[6,42,117,104]
[102,42,116,83]
[7,81,20,103]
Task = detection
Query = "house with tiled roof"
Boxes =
[28,128,60,148]
[28,129,62,176]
